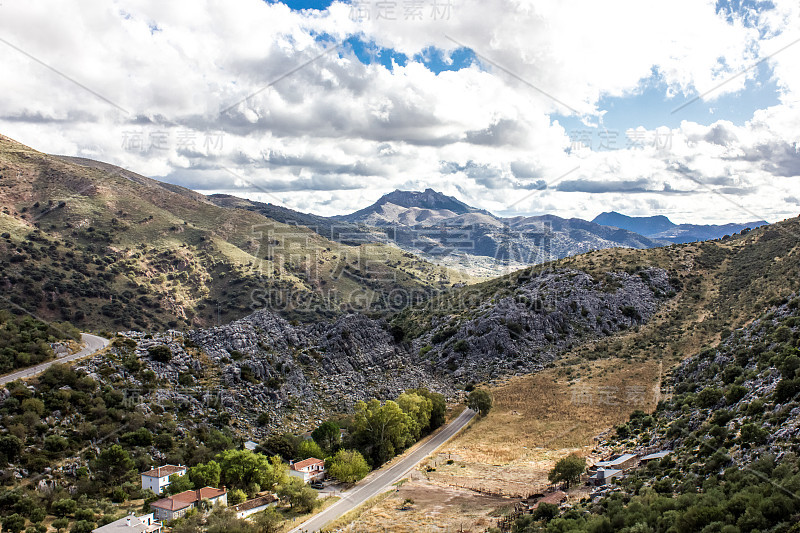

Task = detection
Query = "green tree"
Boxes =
[311,421,341,453]
[69,521,94,533]
[0,435,22,464]
[278,478,318,513]
[228,489,247,505]
[95,444,135,485]
[51,499,77,517]
[189,460,221,488]
[147,345,172,363]
[409,388,446,431]
[397,392,433,439]
[297,439,325,460]
[352,399,414,466]
[547,454,586,489]
[327,449,370,483]
[51,519,69,533]
[2,514,25,533]
[467,389,492,417]
[256,433,299,461]
[216,449,283,494]
[166,473,194,495]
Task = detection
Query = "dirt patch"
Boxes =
[337,477,515,532]
[428,358,660,496]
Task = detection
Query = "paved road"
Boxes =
[0,333,109,385]
[290,407,477,533]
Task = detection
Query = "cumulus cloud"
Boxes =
[0,0,797,223]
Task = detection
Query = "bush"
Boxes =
[228,489,247,505]
[147,345,172,363]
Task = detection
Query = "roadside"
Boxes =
[288,408,476,533]
[0,333,110,385]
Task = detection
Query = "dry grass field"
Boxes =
[339,357,661,531]
[427,357,661,496]
[334,476,514,533]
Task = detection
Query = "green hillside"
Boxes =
[0,134,472,332]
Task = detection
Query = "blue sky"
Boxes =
[286,0,783,152]
[2,0,797,223]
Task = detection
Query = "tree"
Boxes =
[397,392,433,439]
[166,472,194,495]
[297,439,325,461]
[51,499,77,517]
[0,435,22,464]
[216,449,283,494]
[256,433,299,461]
[69,521,94,533]
[409,388,446,431]
[190,460,221,488]
[253,508,282,533]
[351,399,414,466]
[548,454,586,489]
[278,477,319,514]
[533,502,560,522]
[228,489,247,505]
[327,449,370,483]
[467,389,492,417]
[51,520,69,533]
[95,444,135,485]
[311,421,341,453]
[2,514,24,533]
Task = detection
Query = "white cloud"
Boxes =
[0,0,797,224]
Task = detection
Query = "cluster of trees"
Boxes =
[165,449,287,499]
[0,311,80,372]
[256,388,446,482]
[350,389,446,466]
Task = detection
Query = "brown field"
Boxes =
[429,357,661,496]
[335,475,514,533]
[339,357,661,531]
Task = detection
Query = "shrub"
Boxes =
[147,345,172,363]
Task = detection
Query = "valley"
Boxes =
[0,135,799,532]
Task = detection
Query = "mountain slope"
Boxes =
[0,134,470,331]
[593,210,768,243]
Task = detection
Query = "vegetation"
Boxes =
[0,311,80,373]
[467,388,493,417]
[327,449,371,483]
[546,454,585,489]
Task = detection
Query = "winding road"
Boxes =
[0,333,109,385]
[290,407,477,533]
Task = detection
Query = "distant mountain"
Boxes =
[592,211,768,243]
[0,134,470,331]
[334,190,666,272]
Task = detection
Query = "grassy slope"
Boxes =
[0,134,471,331]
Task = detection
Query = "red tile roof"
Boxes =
[232,494,277,512]
[291,457,324,471]
[141,465,186,478]
[150,487,226,511]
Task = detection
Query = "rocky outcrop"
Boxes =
[413,267,672,380]
[77,266,673,436]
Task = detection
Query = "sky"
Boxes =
[0,0,798,224]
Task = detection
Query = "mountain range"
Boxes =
[593,211,768,243]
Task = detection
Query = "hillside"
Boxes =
[0,134,471,331]
[593,210,768,243]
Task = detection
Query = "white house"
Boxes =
[92,513,162,533]
[288,457,325,483]
[232,494,278,519]
[140,465,187,495]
